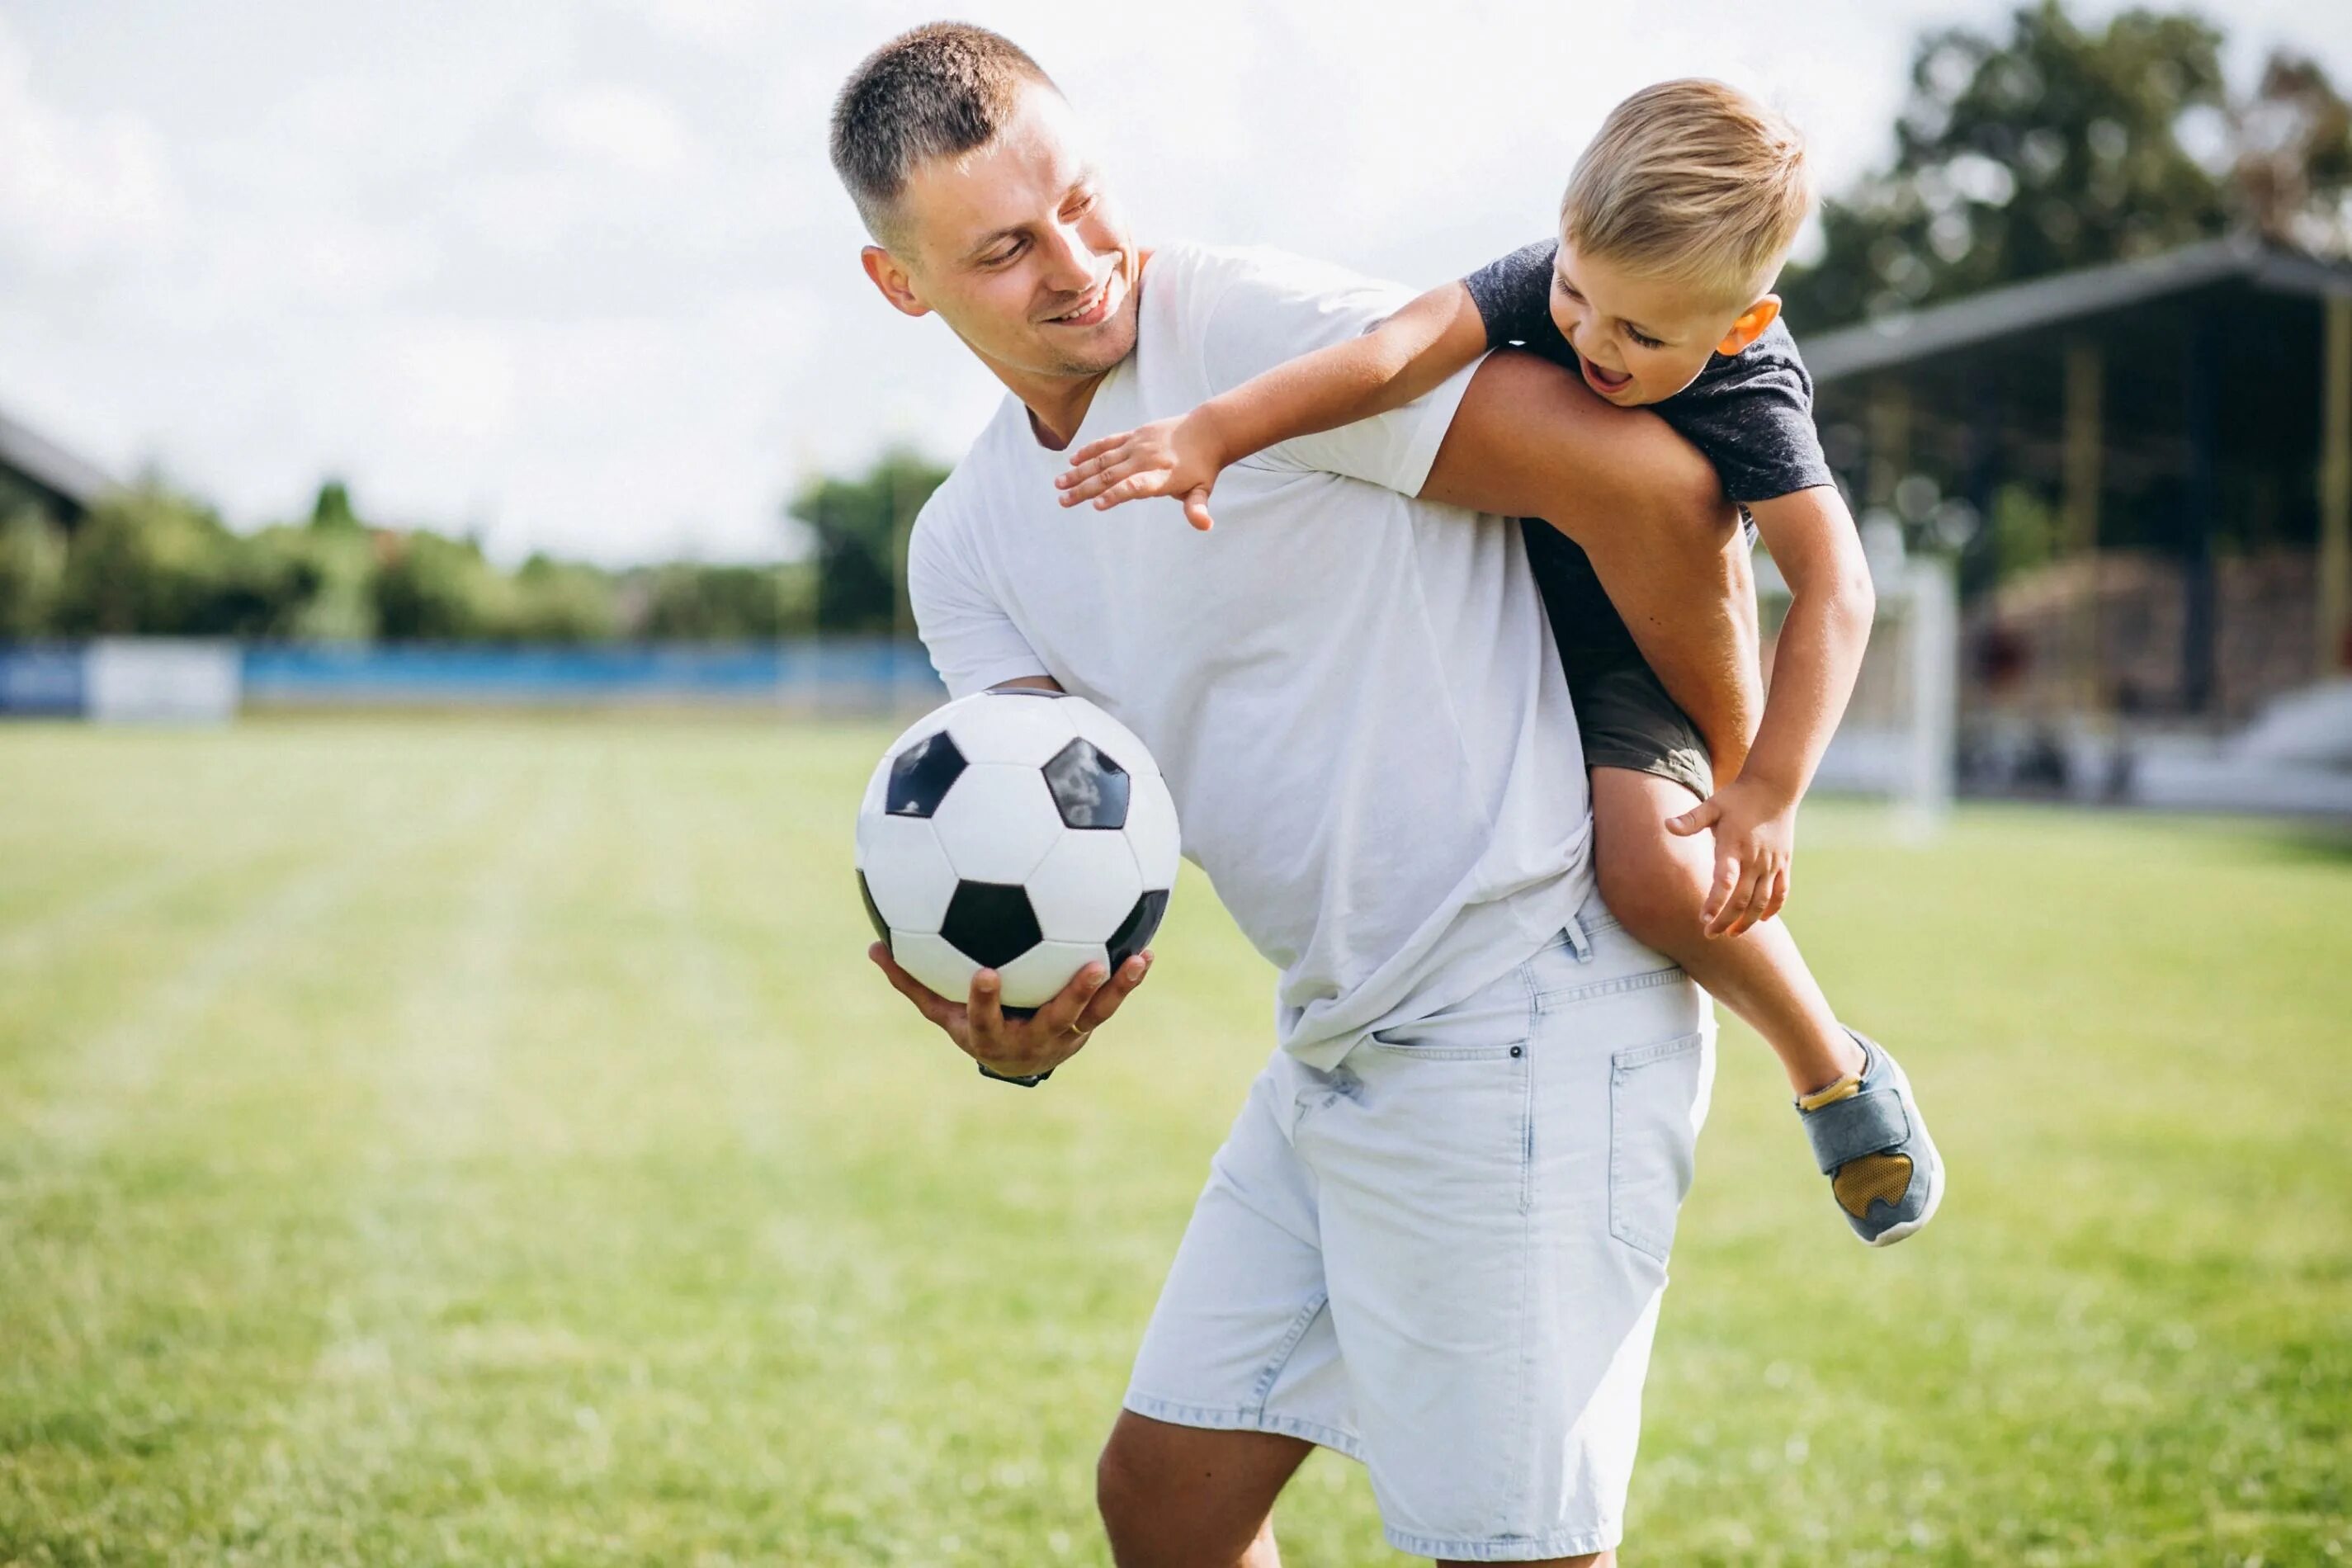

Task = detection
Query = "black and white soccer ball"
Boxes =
[856,688,1179,1010]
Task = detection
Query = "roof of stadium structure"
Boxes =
[1801,235,2352,385]
[0,404,116,516]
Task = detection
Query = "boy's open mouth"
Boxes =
[1580,359,1633,396]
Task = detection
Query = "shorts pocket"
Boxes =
[1608,1031,1712,1264]
[1364,986,1533,1061]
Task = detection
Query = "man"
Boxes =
[832,23,1755,1567]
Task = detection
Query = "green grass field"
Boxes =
[1,717,2346,1566]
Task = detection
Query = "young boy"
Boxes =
[1055,78,1942,1245]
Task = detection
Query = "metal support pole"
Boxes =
[2181,317,2219,718]
[2321,295,2352,677]
[2062,338,2103,711]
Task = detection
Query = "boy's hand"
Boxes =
[1055,412,1226,531]
[1667,777,1799,937]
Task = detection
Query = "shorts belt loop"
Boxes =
[1564,914,1594,963]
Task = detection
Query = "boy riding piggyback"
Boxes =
[1059,79,1943,1244]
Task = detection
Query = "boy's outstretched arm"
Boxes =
[1417,349,1760,781]
[1668,484,1875,933]
[1056,281,1490,528]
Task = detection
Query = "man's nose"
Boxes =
[1037,222,1098,293]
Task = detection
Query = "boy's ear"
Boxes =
[862,245,932,320]
[1716,295,1781,356]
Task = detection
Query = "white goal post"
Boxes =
[1754,541,1958,835]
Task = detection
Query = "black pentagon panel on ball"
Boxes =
[886,730,966,818]
[1106,888,1170,970]
[1041,739,1130,829]
[854,869,891,943]
[939,881,1044,971]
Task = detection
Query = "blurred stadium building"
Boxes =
[0,403,111,531]
[1802,236,2352,813]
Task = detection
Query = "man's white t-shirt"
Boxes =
[908,243,1593,1069]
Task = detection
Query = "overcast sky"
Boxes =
[3,1,2347,564]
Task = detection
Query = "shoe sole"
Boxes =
[1857,1047,1943,1249]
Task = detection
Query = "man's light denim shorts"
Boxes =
[1123,895,1716,1561]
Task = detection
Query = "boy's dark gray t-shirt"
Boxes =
[1461,238,1834,502]
[1459,238,1834,678]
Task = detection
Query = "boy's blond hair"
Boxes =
[1561,78,1812,308]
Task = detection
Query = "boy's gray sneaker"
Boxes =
[1795,1032,1943,1246]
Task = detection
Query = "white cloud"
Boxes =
[0,15,180,272]
[534,83,692,175]
[391,326,522,446]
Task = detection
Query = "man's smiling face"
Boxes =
[868,83,1141,391]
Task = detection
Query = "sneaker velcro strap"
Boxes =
[1802,1084,1912,1175]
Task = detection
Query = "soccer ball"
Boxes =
[856,688,1179,1011]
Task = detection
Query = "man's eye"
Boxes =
[985,241,1024,267]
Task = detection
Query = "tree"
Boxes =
[370,529,513,641]
[634,562,816,641]
[1783,2,2352,328]
[52,485,240,635]
[309,478,361,532]
[0,508,67,639]
[2233,52,2352,254]
[508,554,620,643]
[786,448,947,635]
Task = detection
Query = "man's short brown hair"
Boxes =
[1561,78,1812,307]
[829,22,1060,248]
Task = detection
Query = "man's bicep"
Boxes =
[1418,350,1722,545]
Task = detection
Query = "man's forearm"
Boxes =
[1419,350,1759,772]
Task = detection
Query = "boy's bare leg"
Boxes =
[1097,1411,1312,1568]
[1592,766,1863,1094]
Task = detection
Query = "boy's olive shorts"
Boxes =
[1568,660,1715,803]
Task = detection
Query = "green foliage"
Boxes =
[0,458,916,644]
[1988,483,2063,581]
[1783,1,2352,328]
[0,507,67,638]
[308,478,360,532]
[50,484,243,636]
[369,529,515,642]
[787,447,947,635]
[508,555,621,644]
[635,561,816,642]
